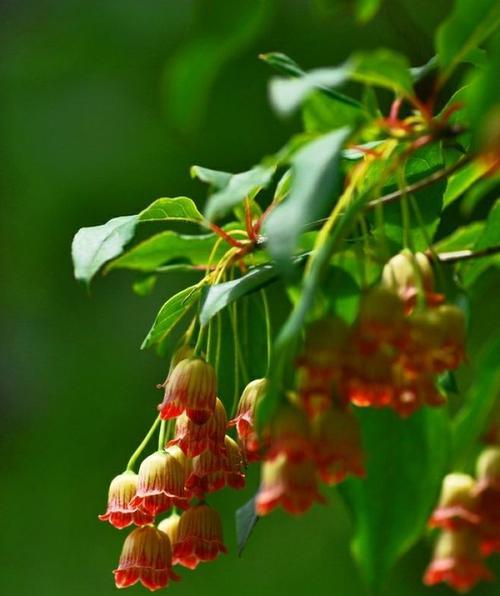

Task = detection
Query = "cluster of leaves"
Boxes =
[72,0,500,592]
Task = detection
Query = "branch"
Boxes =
[366,156,471,209]
[432,245,500,264]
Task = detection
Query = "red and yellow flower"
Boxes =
[130,450,188,516]
[173,504,228,569]
[158,357,217,424]
[256,453,325,516]
[423,530,492,592]
[429,473,481,531]
[230,379,267,462]
[99,471,153,529]
[113,525,180,591]
[169,397,227,457]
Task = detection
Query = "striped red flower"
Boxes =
[130,451,188,516]
[173,504,227,569]
[230,379,267,462]
[99,471,153,529]
[424,530,492,592]
[158,357,217,424]
[113,525,180,591]
[429,473,481,531]
[256,453,325,516]
[169,397,227,457]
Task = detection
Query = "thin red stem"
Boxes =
[209,223,245,248]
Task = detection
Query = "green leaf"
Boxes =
[72,215,138,284]
[235,496,259,556]
[340,407,449,591]
[258,183,373,427]
[443,159,491,206]
[191,165,232,189]
[204,165,275,221]
[106,230,226,273]
[462,199,500,285]
[259,52,303,77]
[436,0,500,82]
[142,285,201,349]
[139,197,204,223]
[410,55,438,82]
[464,30,500,150]
[269,64,352,116]
[434,221,485,252]
[263,127,350,265]
[452,338,500,468]
[350,49,414,97]
[303,91,367,133]
[199,263,281,326]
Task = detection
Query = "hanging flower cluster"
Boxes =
[297,250,465,418]
[99,355,246,591]
[424,445,500,592]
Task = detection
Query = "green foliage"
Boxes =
[263,127,350,265]
[107,231,227,272]
[452,338,500,469]
[436,0,500,83]
[71,3,500,593]
[141,284,201,349]
[340,408,450,591]
[72,215,138,285]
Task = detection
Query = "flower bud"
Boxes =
[476,446,500,490]
[423,530,492,592]
[312,407,364,485]
[170,397,227,457]
[230,378,267,438]
[256,453,325,516]
[230,379,268,462]
[99,471,153,529]
[173,504,228,569]
[158,357,217,424]
[114,526,180,591]
[382,250,440,312]
[130,451,188,516]
[157,512,180,547]
[429,473,480,531]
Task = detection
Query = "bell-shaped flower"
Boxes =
[256,453,325,516]
[423,530,492,592]
[99,471,153,529]
[429,473,481,531]
[169,398,227,457]
[173,504,228,569]
[130,451,188,516]
[158,357,217,424]
[113,525,180,591]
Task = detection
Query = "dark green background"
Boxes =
[1,1,497,595]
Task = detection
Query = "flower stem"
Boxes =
[126,415,161,471]
[260,288,272,375]
[158,419,166,451]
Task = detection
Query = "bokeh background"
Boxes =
[1,1,498,595]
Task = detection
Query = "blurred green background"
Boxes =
[1,1,498,595]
